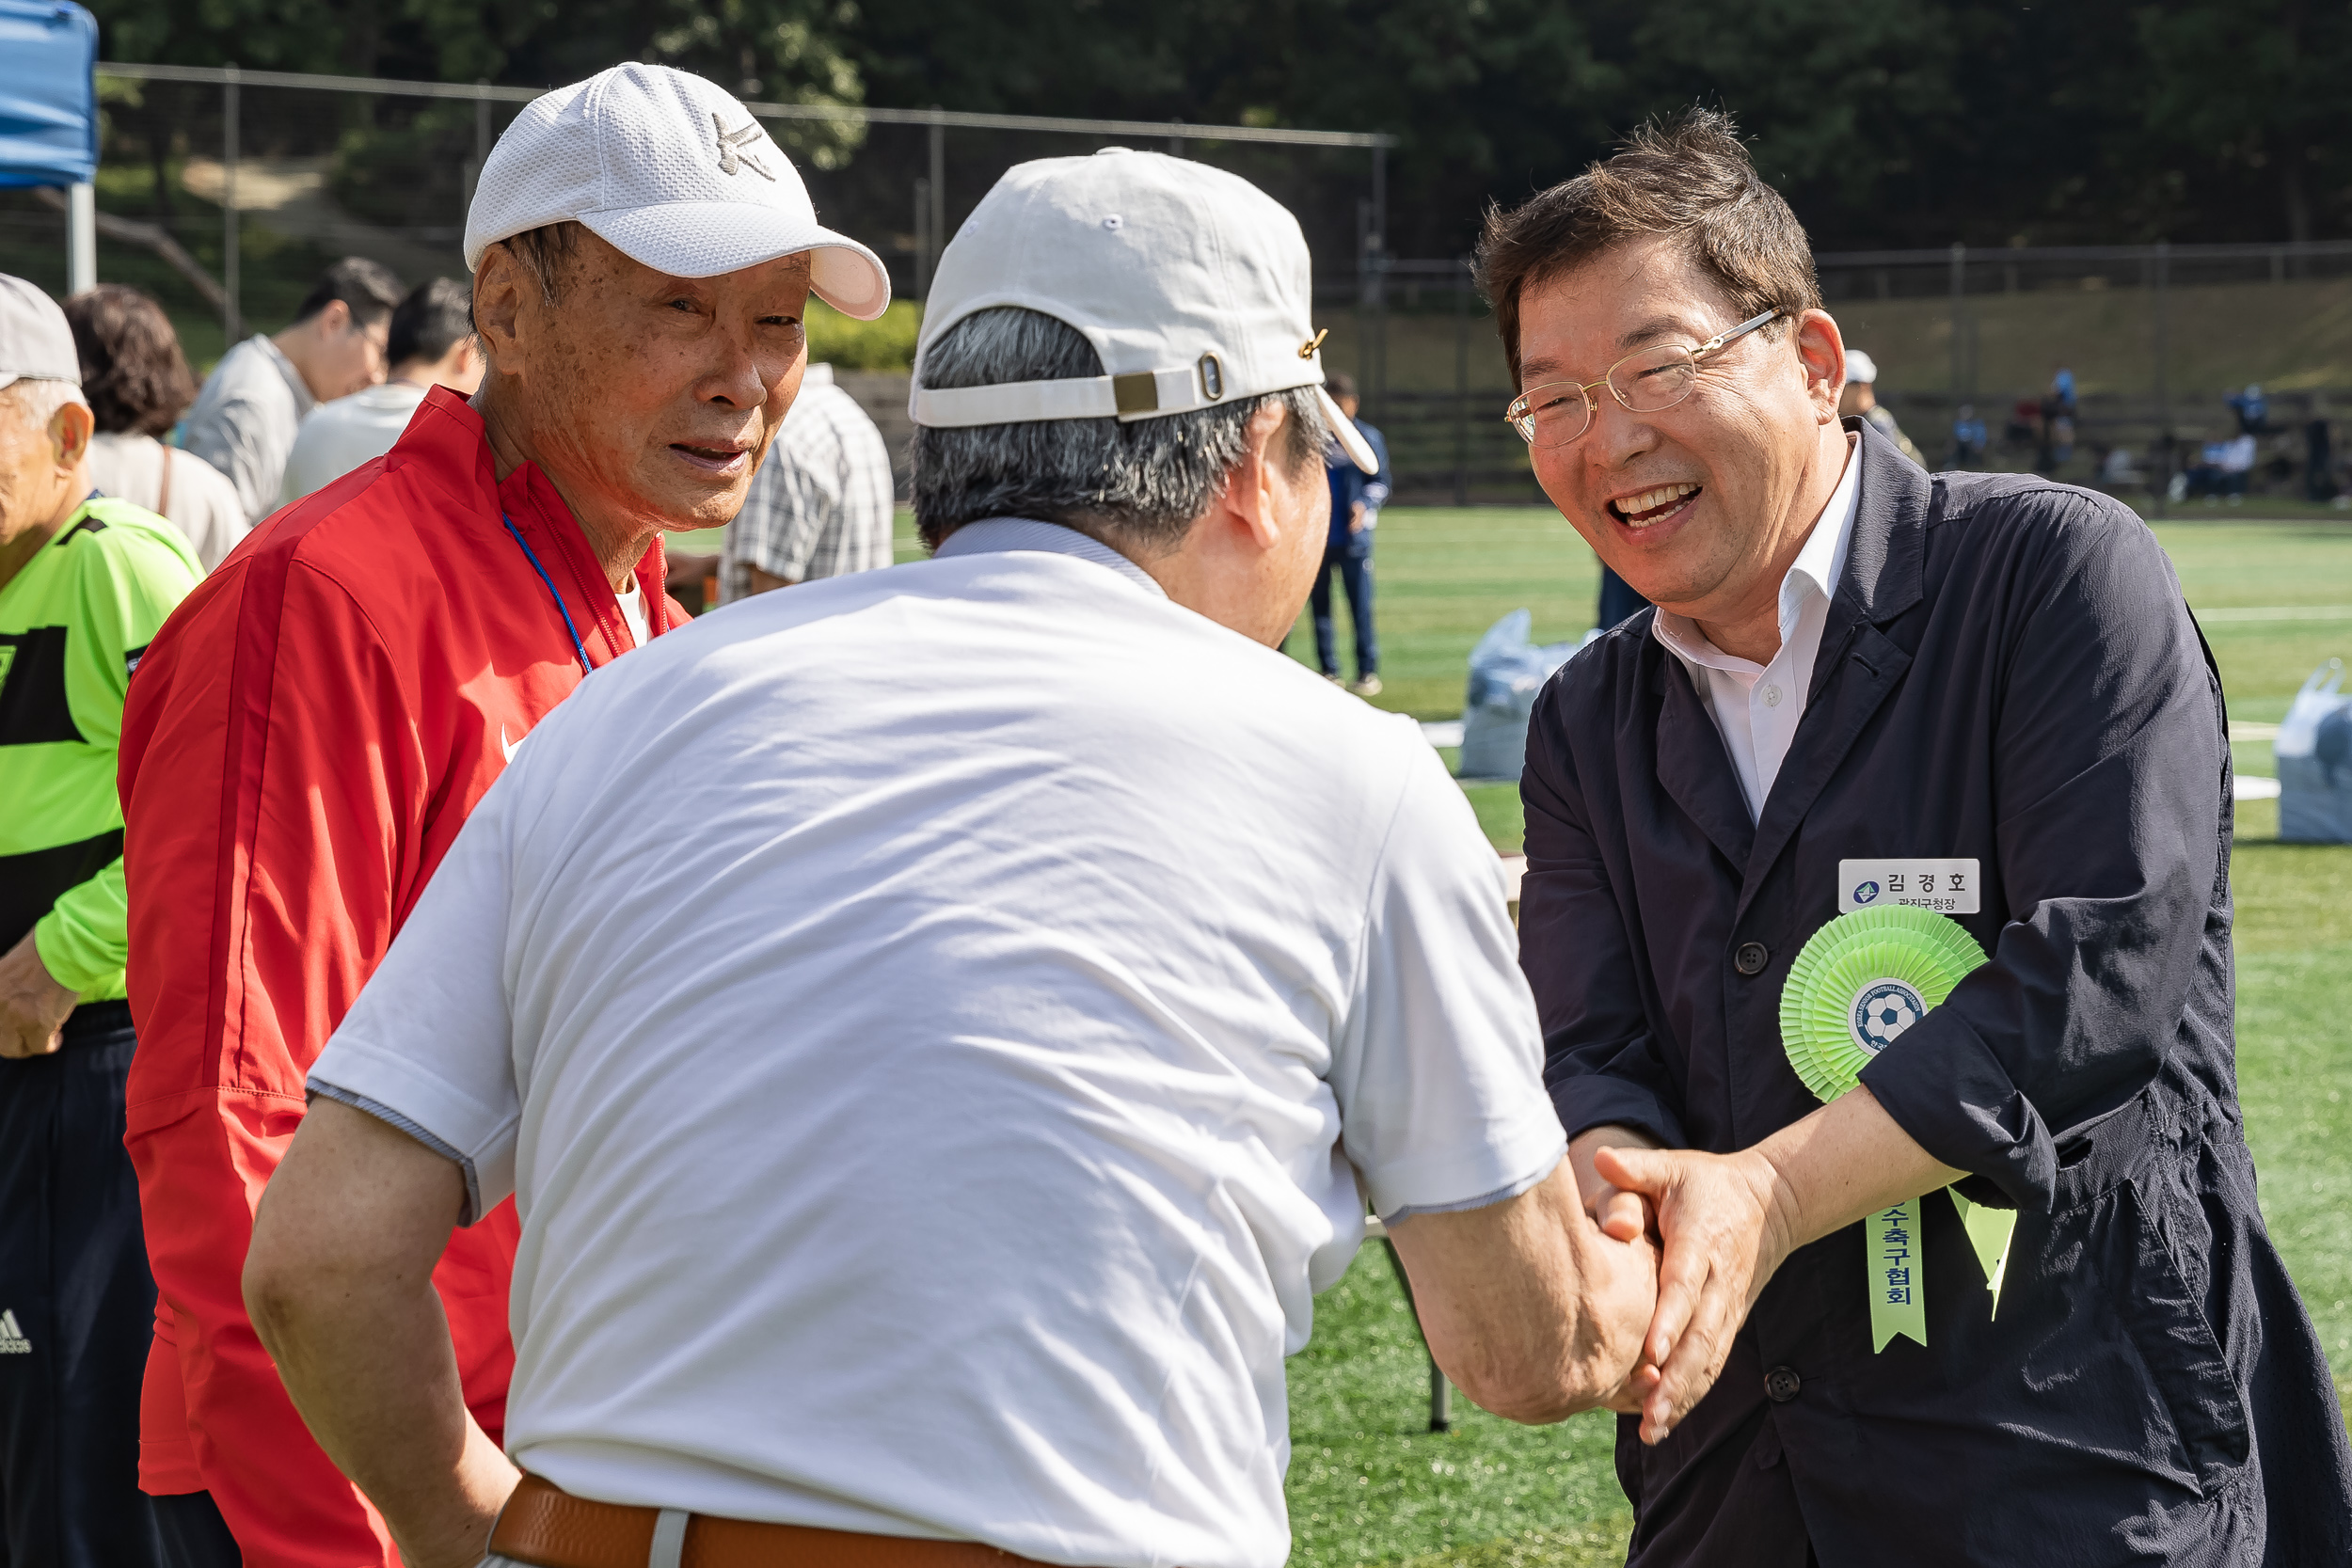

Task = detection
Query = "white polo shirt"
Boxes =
[308,519,1561,1568]
[1650,434,1860,818]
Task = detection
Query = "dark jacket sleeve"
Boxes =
[1520,671,1691,1148]
[1860,494,2226,1210]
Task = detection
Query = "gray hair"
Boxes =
[3,376,90,434]
[912,307,1328,555]
[487,221,580,308]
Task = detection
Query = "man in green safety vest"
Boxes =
[0,271,202,1568]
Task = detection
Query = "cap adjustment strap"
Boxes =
[913,363,1246,428]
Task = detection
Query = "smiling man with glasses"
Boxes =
[1478,109,2352,1568]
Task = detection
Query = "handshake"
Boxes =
[1386,1116,1851,1444]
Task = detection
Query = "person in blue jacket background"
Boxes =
[1311,372,1390,696]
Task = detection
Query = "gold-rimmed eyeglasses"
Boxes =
[1503,308,1785,449]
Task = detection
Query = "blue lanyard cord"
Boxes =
[501,514,594,678]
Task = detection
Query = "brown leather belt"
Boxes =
[489,1473,1046,1568]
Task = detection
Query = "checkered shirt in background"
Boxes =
[718,370,898,601]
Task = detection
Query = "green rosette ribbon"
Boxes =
[1779,905,2013,1351]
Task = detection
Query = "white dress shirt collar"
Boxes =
[1648,434,1862,818]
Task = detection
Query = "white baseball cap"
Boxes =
[0,275,78,391]
[465,62,891,321]
[911,149,1376,472]
[1843,349,1879,387]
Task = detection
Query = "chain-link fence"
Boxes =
[9,60,2349,508]
[0,62,1391,370]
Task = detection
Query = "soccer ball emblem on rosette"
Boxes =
[1777,904,2010,1351]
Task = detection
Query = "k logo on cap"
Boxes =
[712,115,775,182]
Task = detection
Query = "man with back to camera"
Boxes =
[238,148,1660,1568]
[117,64,889,1568]
[281,277,485,501]
[0,274,201,1568]
[183,257,405,523]
[1483,109,2352,1565]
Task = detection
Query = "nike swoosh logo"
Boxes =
[501,725,523,763]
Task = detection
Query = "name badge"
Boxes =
[1839,858,1979,915]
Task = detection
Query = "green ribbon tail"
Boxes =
[1867,1197,1928,1352]
[1947,1189,2019,1321]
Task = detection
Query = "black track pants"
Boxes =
[0,1002,167,1568]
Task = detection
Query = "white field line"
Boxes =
[2197,605,2352,622]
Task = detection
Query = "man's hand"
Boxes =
[1592,1142,1791,1443]
[1348,501,1368,534]
[1567,1123,1662,1241]
[1596,1085,1963,1445]
[1388,1162,1659,1424]
[0,930,79,1058]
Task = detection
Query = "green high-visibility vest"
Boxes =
[0,494,200,1001]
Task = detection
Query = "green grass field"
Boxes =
[1268,512,2352,1566]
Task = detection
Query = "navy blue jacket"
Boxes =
[1521,420,2352,1567]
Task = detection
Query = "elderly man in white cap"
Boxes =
[117,65,885,1568]
[1835,348,1921,466]
[243,150,1660,1568]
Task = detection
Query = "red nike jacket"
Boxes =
[119,388,687,1566]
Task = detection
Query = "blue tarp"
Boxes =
[0,2,95,189]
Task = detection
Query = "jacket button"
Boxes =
[1735,942,1770,976]
[1764,1366,1802,1403]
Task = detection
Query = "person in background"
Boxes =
[117,64,887,1568]
[1311,371,1390,695]
[68,286,247,573]
[2229,382,2270,436]
[2216,430,2257,499]
[1834,349,1920,466]
[0,273,202,1568]
[2038,367,2077,472]
[281,279,483,503]
[2176,438,2229,501]
[679,360,894,603]
[2097,442,2144,491]
[183,257,403,524]
[1947,402,1986,468]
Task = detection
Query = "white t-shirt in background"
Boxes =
[309,522,1560,1568]
[281,381,429,503]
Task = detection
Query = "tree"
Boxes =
[2138,0,2352,245]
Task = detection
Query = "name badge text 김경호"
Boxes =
[1838,859,1979,916]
